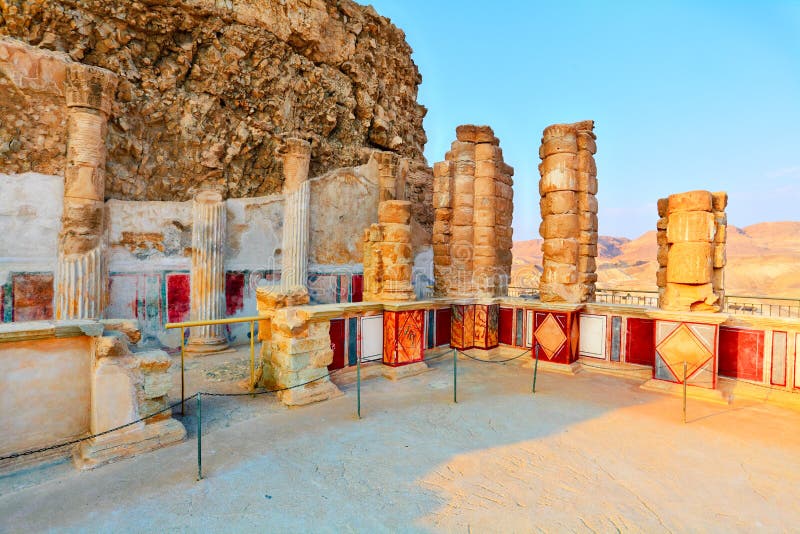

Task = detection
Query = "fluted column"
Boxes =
[187,190,228,352]
[277,138,312,295]
[56,64,117,319]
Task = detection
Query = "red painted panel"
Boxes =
[328,318,346,371]
[351,274,363,303]
[435,308,451,346]
[533,311,573,364]
[12,273,54,321]
[499,307,513,346]
[225,272,246,316]
[166,273,190,324]
[625,318,655,366]
[718,327,764,381]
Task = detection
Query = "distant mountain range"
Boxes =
[511,222,800,297]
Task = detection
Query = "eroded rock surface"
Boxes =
[0,0,431,229]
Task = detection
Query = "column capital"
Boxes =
[66,63,117,116]
[277,138,312,193]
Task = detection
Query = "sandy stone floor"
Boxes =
[2,347,800,532]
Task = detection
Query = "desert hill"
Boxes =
[511,222,800,297]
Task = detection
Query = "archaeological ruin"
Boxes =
[1,0,798,487]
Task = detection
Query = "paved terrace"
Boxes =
[2,348,800,532]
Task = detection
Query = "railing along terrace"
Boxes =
[595,289,659,308]
[507,286,540,299]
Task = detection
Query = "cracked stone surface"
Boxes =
[0,0,433,231]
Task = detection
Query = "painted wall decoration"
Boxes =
[718,326,764,381]
[654,320,718,388]
[771,331,788,386]
[610,316,622,362]
[435,307,451,347]
[361,315,383,362]
[499,307,513,346]
[165,272,190,324]
[11,273,53,321]
[329,318,346,371]
[533,311,578,364]
[625,318,655,366]
[450,304,498,350]
[383,309,424,366]
[578,314,606,359]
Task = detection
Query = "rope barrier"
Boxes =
[0,371,334,461]
[456,348,531,363]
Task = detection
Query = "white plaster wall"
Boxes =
[225,195,283,272]
[413,245,434,299]
[0,172,63,281]
[0,336,91,456]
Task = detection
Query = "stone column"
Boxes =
[187,190,228,352]
[277,138,312,298]
[657,190,726,312]
[432,125,514,297]
[55,64,117,320]
[538,120,598,303]
[375,151,402,202]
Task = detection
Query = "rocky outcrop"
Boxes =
[0,0,432,229]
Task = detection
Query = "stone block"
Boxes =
[74,418,185,471]
[656,217,668,231]
[433,191,451,209]
[91,358,141,434]
[538,152,576,176]
[579,243,597,256]
[576,172,598,195]
[657,198,669,218]
[456,124,497,144]
[539,167,577,194]
[713,243,726,268]
[433,160,451,177]
[577,192,598,213]
[579,212,598,232]
[451,207,474,226]
[101,319,142,344]
[454,175,475,196]
[540,214,579,239]
[667,211,715,243]
[277,380,343,406]
[473,177,496,197]
[474,160,497,178]
[378,200,412,224]
[714,223,726,243]
[712,267,724,290]
[667,190,712,214]
[657,230,668,246]
[434,208,453,222]
[541,136,578,158]
[474,143,500,161]
[578,256,596,273]
[577,132,597,154]
[656,267,667,287]
[666,242,712,284]
[473,227,497,246]
[95,333,129,359]
[541,262,578,284]
[576,151,596,174]
[579,230,598,245]
[474,207,495,227]
[660,283,717,312]
[657,244,669,267]
[142,371,172,400]
[540,190,576,215]
[542,238,579,264]
[449,140,475,160]
[382,222,411,243]
[712,191,728,211]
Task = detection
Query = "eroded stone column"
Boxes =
[656,190,727,312]
[538,120,598,303]
[55,64,117,319]
[432,125,514,297]
[187,190,228,352]
[277,138,312,299]
[362,200,416,301]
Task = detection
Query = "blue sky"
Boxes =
[365,0,800,239]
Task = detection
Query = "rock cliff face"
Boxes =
[0,0,432,229]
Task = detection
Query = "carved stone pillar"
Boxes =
[277,138,312,298]
[55,64,117,320]
[187,190,228,353]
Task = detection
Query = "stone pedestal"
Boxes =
[256,288,342,406]
[187,190,228,353]
[55,64,117,320]
[278,138,312,297]
[530,304,582,366]
[382,307,425,366]
[643,310,728,389]
[450,302,499,350]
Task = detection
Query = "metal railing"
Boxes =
[165,316,261,414]
[595,289,659,308]
[507,286,540,299]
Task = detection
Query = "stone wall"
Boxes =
[656,190,727,312]
[432,125,514,298]
[537,120,598,303]
[0,0,433,231]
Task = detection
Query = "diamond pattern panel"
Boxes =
[656,323,713,382]
[535,313,567,360]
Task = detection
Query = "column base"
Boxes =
[185,337,230,354]
[382,361,430,381]
[73,418,186,470]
